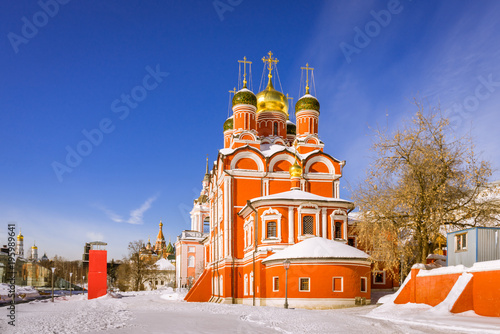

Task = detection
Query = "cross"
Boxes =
[286,93,293,116]
[229,87,237,95]
[300,63,314,94]
[262,51,279,79]
[238,56,252,88]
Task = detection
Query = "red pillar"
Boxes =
[88,250,107,299]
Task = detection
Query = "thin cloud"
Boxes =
[96,194,159,225]
[86,231,104,241]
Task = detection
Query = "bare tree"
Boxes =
[352,99,500,277]
[116,240,156,291]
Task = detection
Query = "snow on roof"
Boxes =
[262,237,369,263]
[155,258,175,271]
[250,189,352,204]
[219,144,318,160]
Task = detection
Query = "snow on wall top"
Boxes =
[155,258,175,271]
[249,189,352,204]
[262,237,370,263]
[219,144,318,160]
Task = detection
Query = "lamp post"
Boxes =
[51,267,56,302]
[69,272,73,296]
[283,259,290,309]
[82,276,85,293]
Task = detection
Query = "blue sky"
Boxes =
[1,0,499,261]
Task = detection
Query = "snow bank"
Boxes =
[433,273,473,314]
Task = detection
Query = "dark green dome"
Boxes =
[295,94,320,113]
[223,117,233,131]
[286,120,296,135]
[232,88,257,107]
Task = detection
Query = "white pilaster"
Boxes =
[288,206,294,243]
[322,208,327,238]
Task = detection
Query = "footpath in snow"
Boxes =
[1,287,500,334]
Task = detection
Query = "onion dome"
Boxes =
[295,93,320,114]
[256,78,289,114]
[223,116,233,131]
[17,230,24,241]
[289,161,302,178]
[165,241,174,254]
[286,120,296,135]
[232,88,257,107]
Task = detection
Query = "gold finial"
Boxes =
[286,93,294,117]
[262,51,279,80]
[301,63,314,94]
[206,154,209,174]
[238,56,252,88]
[229,87,237,95]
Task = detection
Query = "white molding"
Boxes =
[230,151,265,172]
[299,277,310,292]
[304,156,336,174]
[272,276,279,292]
[269,153,295,173]
[332,276,343,292]
[261,207,282,243]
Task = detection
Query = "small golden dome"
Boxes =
[17,232,24,241]
[289,161,302,178]
[256,78,289,115]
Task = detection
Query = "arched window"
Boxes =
[188,256,195,267]
[302,215,314,235]
[249,272,254,295]
[335,222,342,239]
[244,274,248,296]
[267,221,277,238]
[273,122,278,136]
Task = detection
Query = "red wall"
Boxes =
[88,250,107,300]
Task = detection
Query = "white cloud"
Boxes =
[86,231,104,241]
[96,194,159,225]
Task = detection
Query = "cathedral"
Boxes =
[141,221,175,260]
[183,52,372,309]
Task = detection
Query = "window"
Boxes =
[249,272,254,295]
[361,277,367,292]
[334,221,342,239]
[188,246,195,253]
[347,237,355,247]
[332,277,343,292]
[373,271,386,285]
[244,274,248,296]
[188,256,195,267]
[456,233,467,251]
[273,277,279,291]
[273,122,278,136]
[299,278,310,292]
[267,221,277,238]
[302,216,314,235]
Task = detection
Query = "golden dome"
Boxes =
[289,161,302,178]
[17,232,24,240]
[256,78,289,115]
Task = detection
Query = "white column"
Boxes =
[223,177,229,258]
[288,206,294,244]
[322,208,327,238]
[227,177,232,257]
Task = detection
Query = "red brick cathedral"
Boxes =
[184,52,372,308]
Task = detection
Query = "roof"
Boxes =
[262,237,369,263]
[249,189,352,204]
[155,258,175,271]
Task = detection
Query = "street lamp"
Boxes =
[69,272,73,297]
[51,267,56,302]
[83,276,85,293]
[283,259,290,309]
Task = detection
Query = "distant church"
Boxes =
[182,52,373,309]
[141,221,175,260]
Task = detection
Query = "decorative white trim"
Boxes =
[360,277,368,292]
[230,151,265,172]
[299,277,310,292]
[269,154,295,173]
[332,277,343,292]
[330,210,348,240]
[272,276,279,292]
[288,206,294,244]
[304,156,335,174]
[373,271,386,285]
[298,203,320,237]
[261,208,282,243]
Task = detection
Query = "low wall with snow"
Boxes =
[394,260,500,317]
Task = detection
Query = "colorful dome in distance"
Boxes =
[165,241,174,254]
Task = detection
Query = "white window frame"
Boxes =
[298,204,320,239]
[330,209,347,241]
[249,272,254,295]
[299,277,310,292]
[332,277,343,292]
[361,277,367,293]
[188,256,195,268]
[244,216,254,250]
[373,271,386,285]
[188,246,195,253]
[455,233,468,251]
[273,276,279,292]
[261,208,282,243]
[244,274,248,296]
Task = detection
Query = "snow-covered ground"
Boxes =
[1,287,500,333]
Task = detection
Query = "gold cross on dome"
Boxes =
[238,56,252,88]
[229,87,237,94]
[300,63,314,94]
[262,51,278,79]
